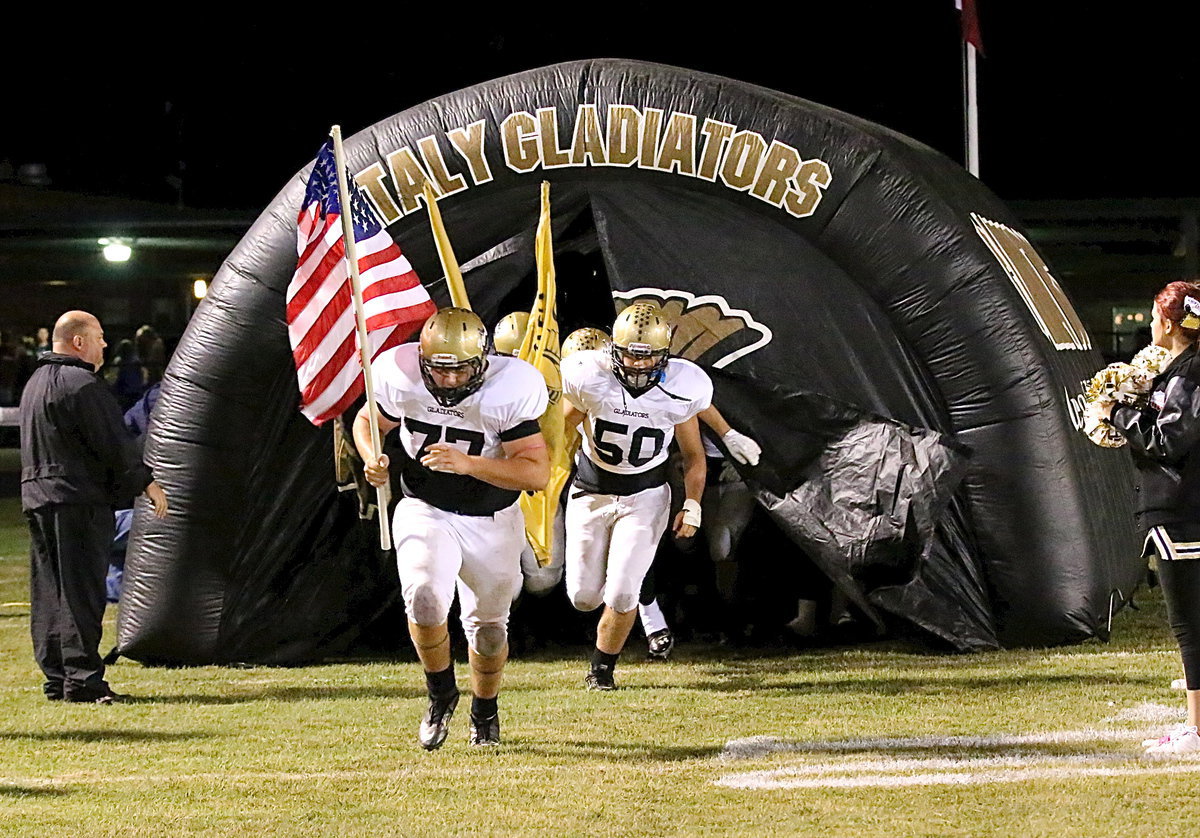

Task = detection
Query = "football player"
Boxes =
[637,404,761,659]
[561,303,712,689]
[354,308,549,749]
[492,311,529,358]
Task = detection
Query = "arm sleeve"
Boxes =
[683,366,714,421]
[1111,374,1200,464]
[495,368,549,436]
[75,380,152,496]
[560,355,589,412]
[374,378,403,423]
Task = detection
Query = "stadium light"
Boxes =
[193,278,208,300]
[99,237,133,263]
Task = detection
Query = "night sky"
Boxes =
[6,4,1197,211]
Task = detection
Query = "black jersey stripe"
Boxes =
[499,418,542,442]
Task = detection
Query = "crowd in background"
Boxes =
[0,324,166,409]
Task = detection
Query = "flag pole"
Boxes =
[963,41,980,178]
[421,180,471,309]
[330,124,392,551]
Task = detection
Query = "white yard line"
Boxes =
[715,713,1200,790]
[719,726,1168,761]
[717,758,1200,790]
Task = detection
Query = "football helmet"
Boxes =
[610,303,671,394]
[418,308,489,406]
[561,326,609,358]
[493,311,529,357]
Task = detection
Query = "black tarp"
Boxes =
[118,59,1140,664]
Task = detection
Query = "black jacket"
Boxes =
[19,353,152,511]
[1110,344,1200,535]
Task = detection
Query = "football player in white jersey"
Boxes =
[354,308,549,749]
[492,311,529,358]
[561,303,712,689]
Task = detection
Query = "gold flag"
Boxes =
[518,181,570,566]
[422,180,470,309]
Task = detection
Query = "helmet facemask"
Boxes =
[610,303,672,396]
[610,341,668,396]
[419,352,487,406]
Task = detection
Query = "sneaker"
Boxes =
[469,713,500,746]
[646,629,674,661]
[1145,725,1200,755]
[418,691,459,751]
[585,666,617,691]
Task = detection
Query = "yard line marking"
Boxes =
[716,759,1200,790]
[719,727,1165,761]
[1108,702,1184,723]
[726,754,1122,775]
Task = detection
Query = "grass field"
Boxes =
[2,494,1199,837]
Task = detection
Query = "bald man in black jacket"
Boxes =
[20,311,167,703]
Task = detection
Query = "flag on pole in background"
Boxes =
[288,142,436,425]
[956,0,984,54]
[518,182,568,566]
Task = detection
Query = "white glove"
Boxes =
[681,498,702,528]
[722,429,761,466]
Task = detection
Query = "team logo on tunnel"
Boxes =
[611,288,773,368]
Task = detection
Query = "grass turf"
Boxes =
[1,494,1198,836]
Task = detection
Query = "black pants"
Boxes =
[26,504,115,700]
[1158,558,1200,691]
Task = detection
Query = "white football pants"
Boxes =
[565,483,671,614]
[392,497,524,656]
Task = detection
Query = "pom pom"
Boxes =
[1080,345,1171,448]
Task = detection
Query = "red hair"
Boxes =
[1155,280,1200,340]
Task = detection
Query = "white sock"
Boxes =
[639,599,668,635]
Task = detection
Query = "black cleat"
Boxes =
[418,691,459,751]
[469,713,501,746]
[65,688,129,704]
[585,666,617,691]
[646,629,674,661]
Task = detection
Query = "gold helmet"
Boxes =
[493,311,529,357]
[561,326,609,358]
[418,307,490,406]
[611,303,672,394]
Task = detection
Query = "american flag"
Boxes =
[287,141,436,425]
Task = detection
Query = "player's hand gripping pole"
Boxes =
[330,125,392,550]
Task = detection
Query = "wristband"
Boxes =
[681,498,702,528]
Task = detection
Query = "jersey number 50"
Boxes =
[593,419,666,467]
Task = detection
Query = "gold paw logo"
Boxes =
[612,289,772,368]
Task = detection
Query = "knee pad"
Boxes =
[468,623,508,657]
[607,592,639,614]
[523,564,564,597]
[570,592,603,612]
[406,586,451,627]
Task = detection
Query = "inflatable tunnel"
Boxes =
[118,59,1141,664]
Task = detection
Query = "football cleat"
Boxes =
[468,713,501,746]
[611,303,671,395]
[418,308,490,406]
[585,666,617,691]
[493,312,529,357]
[646,628,674,661]
[418,690,459,751]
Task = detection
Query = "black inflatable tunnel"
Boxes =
[118,59,1141,664]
